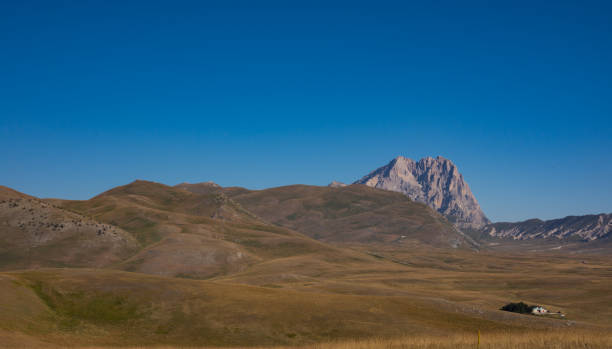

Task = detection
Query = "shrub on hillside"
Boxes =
[501,302,535,314]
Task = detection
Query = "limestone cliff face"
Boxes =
[482,214,611,241]
[355,156,490,229]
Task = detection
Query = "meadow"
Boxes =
[4,331,612,349]
[1,249,610,348]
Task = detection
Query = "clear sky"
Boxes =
[1,1,611,222]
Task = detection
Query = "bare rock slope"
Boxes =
[355,156,489,229]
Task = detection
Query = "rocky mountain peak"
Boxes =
[355,156,490,229]
[328,181,348,188]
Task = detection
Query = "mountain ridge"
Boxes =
[480,213,611,241]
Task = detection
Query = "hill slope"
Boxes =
[180,183,476,249]
[52,181,375,280]
[0,188,139,270]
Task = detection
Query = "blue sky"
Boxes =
[1,1,610,222]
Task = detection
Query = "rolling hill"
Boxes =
[182,183,477,249]
[0,187,139,270]
[49,180,379,280]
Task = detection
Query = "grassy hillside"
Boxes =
[51,181,379,279]
[179,184,473,249]
[0,188,139,270]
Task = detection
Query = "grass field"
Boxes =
[3,331,611,349]
[1,248,610,347]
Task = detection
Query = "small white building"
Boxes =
[532,306,549,315]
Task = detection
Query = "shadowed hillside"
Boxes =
[187,184,476,249]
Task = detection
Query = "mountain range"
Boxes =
[0,156,610,346]
[480,214,611,241]
[351,156,610,244]
[2,155,609,275]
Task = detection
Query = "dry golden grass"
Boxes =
[302,331,612,349]
[8,331,612,349]
[1,245,611,347]
[1,248,611,347]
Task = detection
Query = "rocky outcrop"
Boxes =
[481,214,611,241]
[355,156,489,229]
[328,181,347,188]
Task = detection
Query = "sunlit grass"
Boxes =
[14,331,612,349]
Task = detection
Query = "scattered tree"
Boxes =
[501,302,535,314]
